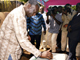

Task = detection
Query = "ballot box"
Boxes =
[30,53,68,60]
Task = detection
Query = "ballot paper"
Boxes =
[29,53,68,60]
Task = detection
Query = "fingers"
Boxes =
[46,55,52,60]
[46,50,53,59]
[46,56,51,60]
[47,49,51,52]
[49,53,53,59]
[69,26,71,28]
[41,50,52,60]
[68,25,71,28]
[51,53,53,59]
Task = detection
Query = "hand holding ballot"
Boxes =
[39,49,53,60]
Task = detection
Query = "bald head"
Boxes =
[24,1,40,17]
[29,0,37,5]
[24,2,36,17]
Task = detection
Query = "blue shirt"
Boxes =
[27,13,46,35]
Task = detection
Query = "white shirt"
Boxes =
[39,12,50,31]
[49,14,62,33]
[77,13,80,16]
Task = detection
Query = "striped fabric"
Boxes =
[27,13,46,35]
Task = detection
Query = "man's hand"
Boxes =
[68,26,72,32]
[63,24,68,28]
[27,35,31,41]
[44,31,46,35]
[52,14,55,19]
[39,49,53,60]
[46,19,49,24]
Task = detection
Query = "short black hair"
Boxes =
[65,3,71,7]
[53,6,58,9]
[76,3,80,8]
[21,2,24,5]
[58,6,62,8]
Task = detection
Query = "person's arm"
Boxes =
[62,15,65,22]
[46,15,50,24]
[67,15,80,32]
[27,17,31,35]
[70,20,80,31]
[72,10,77,18]
[67,13,72,21]
[27,17,30,31]
[52,14,61,25]
[13,15,41,57]
[41,15,46,34]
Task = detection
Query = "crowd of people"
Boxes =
[0,0,80,60]
[26,2,80,60]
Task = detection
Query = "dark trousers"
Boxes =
[69,38,80,60]
[30,35,41,49]
[57,30,61,49]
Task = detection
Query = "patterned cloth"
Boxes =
[0,5,41,60]
[27,13,46,35]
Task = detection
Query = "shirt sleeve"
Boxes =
[27,17,30,31]
[13,15,41,57]
[62,15,65,22]
[70,19,80,31]
[41,15,46,31]
[67,13,72,21]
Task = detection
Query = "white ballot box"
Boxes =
[29,53,68,60]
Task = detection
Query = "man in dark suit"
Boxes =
[67,3,80,60]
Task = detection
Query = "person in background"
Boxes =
[61,8,71,53]
[65,3,76,18]
[57,6,63,15]
[27,4,46,49]
[16,1,24,7]
[67,3,80,60]
[56,6,63,52]
[46,6,62,53]
[39,6,50,50]
[0,1,52,60]
[61,4,76,53]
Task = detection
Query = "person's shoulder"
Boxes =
[36,13,43,17]
[11,5,23,14]
[37,13,42,15]
[56,13,60,16]
[56,13,61,17]
[27,17,30,19]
